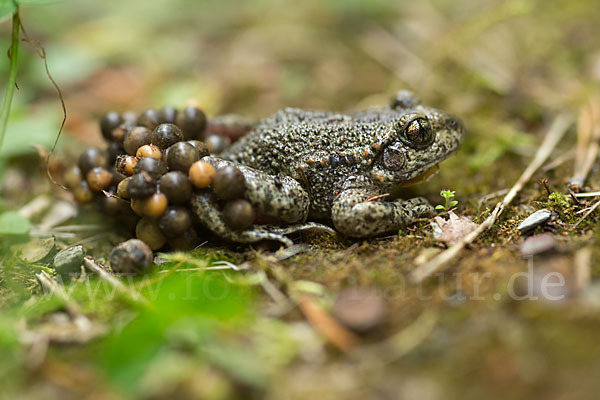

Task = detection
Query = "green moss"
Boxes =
[547,192,571,209]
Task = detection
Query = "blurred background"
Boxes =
[2,0,600,199]
[2,0,600,399]
[2,0,599,146]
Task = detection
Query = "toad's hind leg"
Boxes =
[200,156,310,223]
[191,191,334,247]
[190,157,333,246]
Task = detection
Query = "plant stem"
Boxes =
[0,9,21,155]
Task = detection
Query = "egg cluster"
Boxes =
[63,106,260,268]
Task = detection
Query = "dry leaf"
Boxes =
[431,211,478,244]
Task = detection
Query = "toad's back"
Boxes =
[221,107,396,177]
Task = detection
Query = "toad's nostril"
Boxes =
[447,116,465,133]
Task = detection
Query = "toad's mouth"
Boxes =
[396,164,440,188]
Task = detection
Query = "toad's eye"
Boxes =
[402,118,433,149]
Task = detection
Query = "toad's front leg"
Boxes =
[331,176,435,238]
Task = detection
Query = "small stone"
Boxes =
[53,245,85,277]
[331,288,387,334]
[517,209,552,233]
[110,239,153,273]
[581,282,600,308]
[520,233,558,257]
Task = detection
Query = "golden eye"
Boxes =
[403,118,433,149]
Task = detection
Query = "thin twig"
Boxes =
[36,271,84,318]
[351,309,438,367]
[410,113,573,283]
[0,11,20,153]
[574,191,600,198]
[570,99,600,188]
[542,146,575,171]
[477,188,509,210]
[297,295,360,352]
[572,199,600,228]
[366,193,390,202]
[255,270,294,311]
[83,257,150,307]
[20,17,68,191]
[574,247,592,292]
[52,224,106,232]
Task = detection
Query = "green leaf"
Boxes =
[449,200,458,208]
[17,0,62,5]
[0,211,30,236]
[435,205,445,210]
[11,236,55,262]
[0,106,62,158]
[0,1,16,22]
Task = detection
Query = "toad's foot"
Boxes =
[332,176,435,238]
[191,191,332,247]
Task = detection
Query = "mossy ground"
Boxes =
[2,0,600,399]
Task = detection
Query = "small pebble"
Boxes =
[517,209,552,233]
[110,239,153,273]
[331,288,387,333]
[53,245,85,277]
[520,233,558,257]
